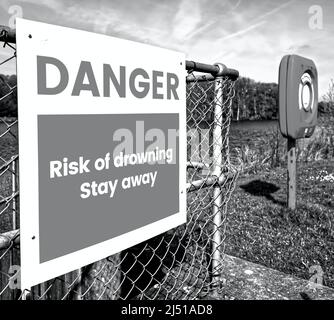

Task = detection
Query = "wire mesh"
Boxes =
[0,27,240,300]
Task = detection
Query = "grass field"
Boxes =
[225,161,334,288]
[224,116,334,288]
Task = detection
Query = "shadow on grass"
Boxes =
[240,180,286,206]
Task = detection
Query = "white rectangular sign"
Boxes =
[16,18,186,290]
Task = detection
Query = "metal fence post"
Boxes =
[10,157,18,299]
[211,66,225,293]
[74,268,83,300]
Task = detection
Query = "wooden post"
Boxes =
[287,138,297,210]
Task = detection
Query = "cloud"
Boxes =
[172,0,203,41]
[58,3,177,52]
[4,0,63,11]
[254,0,295,22]
[288,44,311,51]
[218,20,267,42]
[180,0,244,41]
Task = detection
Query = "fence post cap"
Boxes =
[213,63,227,77]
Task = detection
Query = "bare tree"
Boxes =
[323,79,334,105]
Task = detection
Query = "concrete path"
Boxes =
[214,255,334,300]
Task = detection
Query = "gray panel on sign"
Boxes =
[38,113,179,263]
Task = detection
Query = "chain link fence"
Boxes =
[0,26,240,300]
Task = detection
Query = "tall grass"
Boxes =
[231,117,334,174]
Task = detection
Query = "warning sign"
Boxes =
[16,18,186,289]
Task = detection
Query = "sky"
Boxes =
[0,0,333,97]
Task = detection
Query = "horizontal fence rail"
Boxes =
[0,26,15,44]
[0,26,240,300]
[186,61,239,80]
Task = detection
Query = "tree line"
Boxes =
[0,74,17,117]
[232,77,334,120]
[232,77,278,120]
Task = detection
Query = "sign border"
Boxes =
[16,18,187,290]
